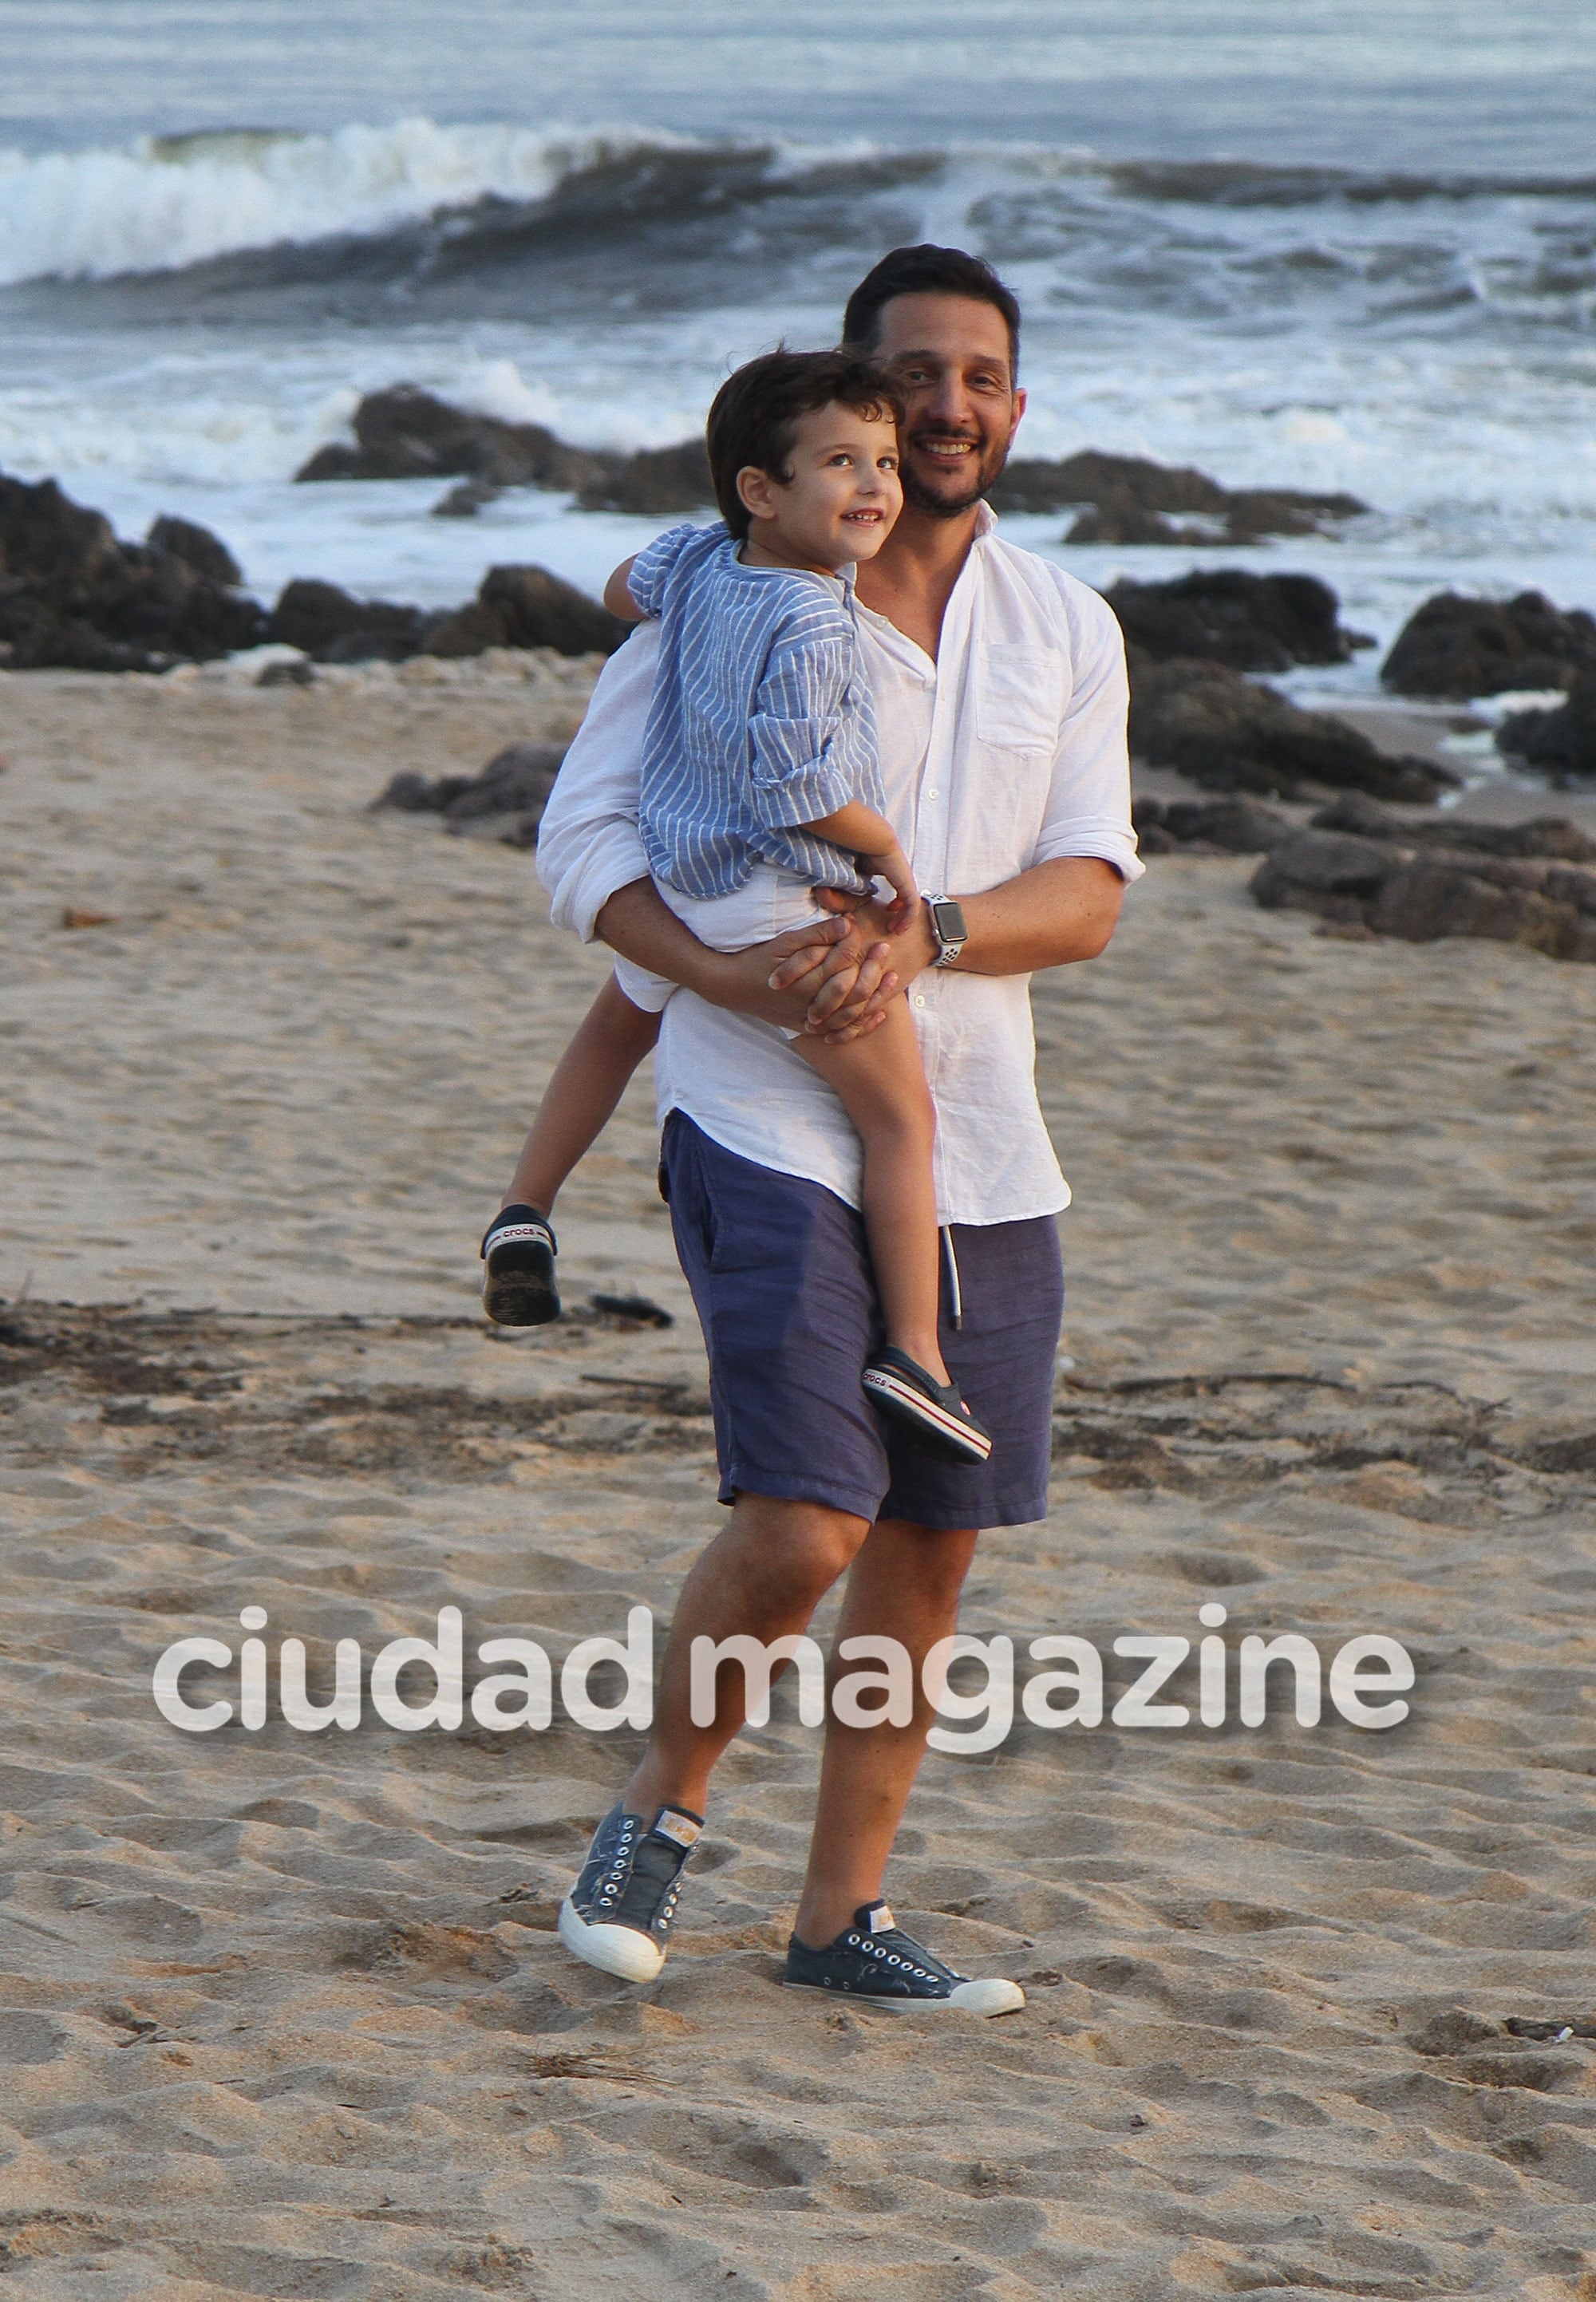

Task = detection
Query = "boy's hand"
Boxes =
[602,554,647,622]
[868,841,919,934]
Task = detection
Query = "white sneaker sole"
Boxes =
[861,1367,992,1463]
[783,1976,1025,2016]
[557,1896,665,1983]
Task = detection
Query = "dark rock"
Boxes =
[1128,805,1174,851]
[989,448,1366,539]
[1108,571,1358,673]
[478,565,628,657]
[1066,493,1211,547]
[0,472,265,669]
[1381,590,1596,699]
[318,620,423,664]
[268,578,422,661]
[92,543,265,661]
[0,472,120,587]
[295,385,613,491]
[1310,791,1596,860]
[1220,488,1364,542]
[1368,860,1590,958]
[575,440,715,515]
[417,601,511,657]
[145,515,243,588]
[267,577,365,653]
[374,770,476,814]
[1252,830,1401,903]
[431,480,503,519]
[443,741,567,826]
[1219,490,1315,540]
[992,450,1229,518]
[373,741,568,848]
[1252,831,1596,961]
[269,563,622,665]
[591,1292,674,1327]
[1132,794,1295,853]
[294,442,364,482]
[302,398,1373,545]
[1495,672,1596,782]
[1128,655,1456,804]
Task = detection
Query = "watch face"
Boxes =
[931,899,966,944]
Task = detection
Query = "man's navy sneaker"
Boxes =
[558,1801,703,1983]
[783,1898,1024,2016]
[481,1202,559,1325]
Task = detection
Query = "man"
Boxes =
[535,245,1142,2013]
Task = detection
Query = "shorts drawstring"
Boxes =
[942,1226,963,1332]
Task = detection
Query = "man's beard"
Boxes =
[899,431,1009,519]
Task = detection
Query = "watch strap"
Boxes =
[926,894,967,968]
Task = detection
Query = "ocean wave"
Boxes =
[6,120,1596,299]
[0,117,707,287]
[1104,160,1596,208]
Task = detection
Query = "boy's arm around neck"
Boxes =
[602,554,646,622]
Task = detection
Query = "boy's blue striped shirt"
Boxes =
[628,521,884,900]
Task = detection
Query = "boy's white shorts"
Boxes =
[612,863,831,1016]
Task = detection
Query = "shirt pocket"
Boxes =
[975,644,1065,753]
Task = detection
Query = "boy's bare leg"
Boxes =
[622,1491,871,1819]
[793,1516,979,1946]
[503,973,662,1213]
[793,1000,949,1384]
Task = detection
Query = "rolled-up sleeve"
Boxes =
[535,625,658,942]
[1032,575,1144,885]
[626,523,697,618]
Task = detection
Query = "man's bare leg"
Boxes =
[622,1491,870,1820]
[792,1517,979,1948]
[568,1498,1017,2009]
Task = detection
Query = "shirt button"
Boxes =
[926,785,940,799]
[913,994,926,1009]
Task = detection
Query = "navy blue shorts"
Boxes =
[659,1111,1064,1531]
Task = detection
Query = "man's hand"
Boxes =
[769,891,937,1040]
[594,879,898,1041]
[735,910,895,1043]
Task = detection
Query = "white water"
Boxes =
[2,4,1594,717]
[0,120,693,286]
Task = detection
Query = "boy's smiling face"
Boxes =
[737,402,903,573]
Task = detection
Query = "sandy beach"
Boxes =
[2,664,1595,2300]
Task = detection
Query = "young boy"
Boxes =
[481,349,989,1463]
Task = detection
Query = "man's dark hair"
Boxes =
[706,348,903,541]
[842,244,1021,372]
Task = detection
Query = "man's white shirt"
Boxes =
[537,508,1143,1227]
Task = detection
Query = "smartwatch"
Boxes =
[925,894,968,969]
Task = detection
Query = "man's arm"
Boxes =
[945,856,1126,971]
[770,857,1122,1018]
[772,574,1139,1023]
[535,629,659,942]
[595,876,894,1038]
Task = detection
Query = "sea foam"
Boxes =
[0,117,694,286]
